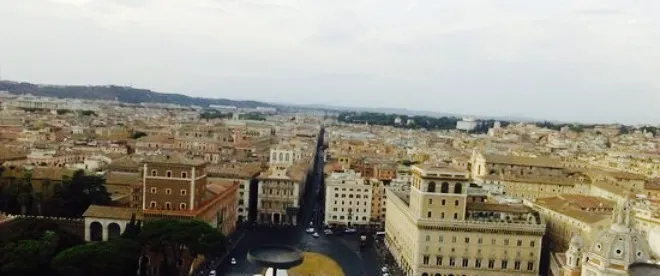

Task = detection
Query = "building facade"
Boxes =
[385,164,546,276]
[324,170,372,227]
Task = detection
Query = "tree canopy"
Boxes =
[139,219,228,276]
[50,170,111,217]
[0,231,59,276]
[51,238,141,276]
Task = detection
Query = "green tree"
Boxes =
[51,238,140,276]
[0,231,59,276]
[121,213,143,240]
[54,170,110,217]
[131,131,148,139]
[139,219,228,276]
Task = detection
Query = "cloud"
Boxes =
[0,0,659,124]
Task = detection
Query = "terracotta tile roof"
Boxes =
[646,179,660,191]
[82,205,143,220]
[31,167,76,181]
[143,152,207,166]
[534,195,614,224]
[482,154,563,168]
[207,162,264,179]
[206,180,238,195]
[106,171,140,186]
[108,156,142,170]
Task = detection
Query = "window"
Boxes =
[428,198,432,204]
[504,239,509,246]
[436,256,443,265]
[488,260,495,269]
[442,199,446,205]
[527,262,534,271]
[514,261,521,270]
[166,170,172,177]
[449,257,455,267]
[427,211,432,218]
[462,258,469,267]
[530,241,536,247]
[180,203,187,210]
[151,169,157,176]
[454,182,462,193]
[423,255,429,265]
[150,187,157,193]
[452,236,456,243]
[441,212,445,219]
[426,235,430,242]
[439,236,443,242]
[453,213,458,219]
[165,202,171,210]
[181,172,188,178]
[501,260,508,269]
[491,239,496,245]
[455,200,459,206]
[150,201,157,208]
[475,259,482,268]
[478,238,483,244]
[180,189,187,196]
[517,240,522,246]
[465,237,470,243]
[441,182,449,193]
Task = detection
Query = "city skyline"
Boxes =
[1,0,659,124]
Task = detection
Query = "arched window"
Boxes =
[150,201,157,208]
[285,153,290,162]
[108,223,121,240]
[427,181,436,193]
[180,203,187,210]
[278,152,283,161]
[165,202,171,210]
[441,182,449,193]
[422,273,429,276]
[151,169,157,176]
[166,170,172,177]
[181,172,188,178]
[454,182,463,194]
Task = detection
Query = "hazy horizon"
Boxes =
[1,0,659,125]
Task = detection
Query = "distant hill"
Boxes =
[0,80,274,108]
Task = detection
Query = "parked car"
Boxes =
[323,229,333,235]
[305,228,315,234]
[209,270,216,276]
[345,228,357,233]
[312,232,320,238]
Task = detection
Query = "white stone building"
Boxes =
[324,170,372,227]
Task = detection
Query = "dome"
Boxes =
[570,235,585,249]
[584,200,652,272]
[588,228,650,265]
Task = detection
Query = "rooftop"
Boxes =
[482,153,563,168]
[82,205,143,220]
[143,152,207,166]
[534,194,615,224]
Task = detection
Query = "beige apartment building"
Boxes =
[324,170,372,226]
[385,164,546,276]
[527,195,615,253]
[256,163,307,225]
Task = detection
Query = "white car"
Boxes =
[323,229,333,235]
[209,270,216,276]
[345,228,357,233]
[381,266,388,272]
[305,227,315,234]
[312,232,320,238]
[231,258,237,265]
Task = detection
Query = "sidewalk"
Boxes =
[373,239,405,276]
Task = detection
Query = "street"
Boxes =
[202,127,388,276]
[217,227,384,276]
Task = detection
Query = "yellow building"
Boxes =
[528,195,615,253]
[385,164,546,276]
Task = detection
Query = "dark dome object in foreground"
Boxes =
[247,245,304,269]
[628,263,660,276]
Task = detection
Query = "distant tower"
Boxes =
[566,235,584,270]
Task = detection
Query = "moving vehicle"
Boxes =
[209,270,216,276]
[305,227,315,234]
[345,228,357,233]
[312,232,320,238]
[230,258,237,265]
[323,229,333,235]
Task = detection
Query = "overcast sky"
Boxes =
[0,0,659,124]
